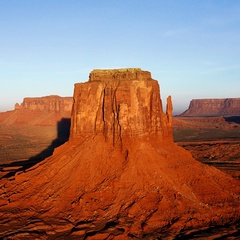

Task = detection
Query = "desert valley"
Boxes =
[1,96,240,182]
[0,69,239,239]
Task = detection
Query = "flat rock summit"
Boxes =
[0,95,73,126]
[0,69,239,239]
[180,98,240,117]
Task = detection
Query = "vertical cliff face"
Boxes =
[71,68,172,143]
[181,98,240,117]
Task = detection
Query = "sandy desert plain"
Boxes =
[1,111,240,181]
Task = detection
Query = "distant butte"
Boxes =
[0,68,239,239]
[180,98,240,117]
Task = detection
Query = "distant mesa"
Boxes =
[0,95,73,126]
[0,69,239,239]
[15,95,73,112]
[180,98,240,117]
[0,95,73,163]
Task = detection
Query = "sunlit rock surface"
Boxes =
[0,69,239,239]
[15,95,73,112]
[0,95,73,126]
[181,98,240,117]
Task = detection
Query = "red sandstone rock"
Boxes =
[71,69,172,143]
[16,95,73,112]
[0,69,239,239]
[0,95,73,126]
[181,98,240,117]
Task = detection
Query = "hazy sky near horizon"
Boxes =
[0,0,240,114]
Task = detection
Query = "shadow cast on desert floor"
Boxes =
[0,118,71,179]
[224,116,240,124]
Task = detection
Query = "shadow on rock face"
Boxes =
[0,118,71,179]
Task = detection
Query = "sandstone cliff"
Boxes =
[71,68,172,143]
[0,69,239,239]
[15,95,73,112]
[181,98,240,117]
[0,95,73,125]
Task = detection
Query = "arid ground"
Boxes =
[0,115,239,238]
[1,115,240,181]
[0,119,70,179]
[173,116,240,180]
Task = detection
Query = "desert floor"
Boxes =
[173,116,240,180]
[0,116,240,180]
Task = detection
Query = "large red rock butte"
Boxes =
[71,68,173,143]
[0,68,239,239]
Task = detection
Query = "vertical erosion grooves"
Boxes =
[92,80,123,148]
[70,70,173,143]
[111,80,122,148]
[101,86,106,138]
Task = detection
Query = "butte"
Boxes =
[0,68,239,239]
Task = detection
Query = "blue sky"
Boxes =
[0,0,240,114]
